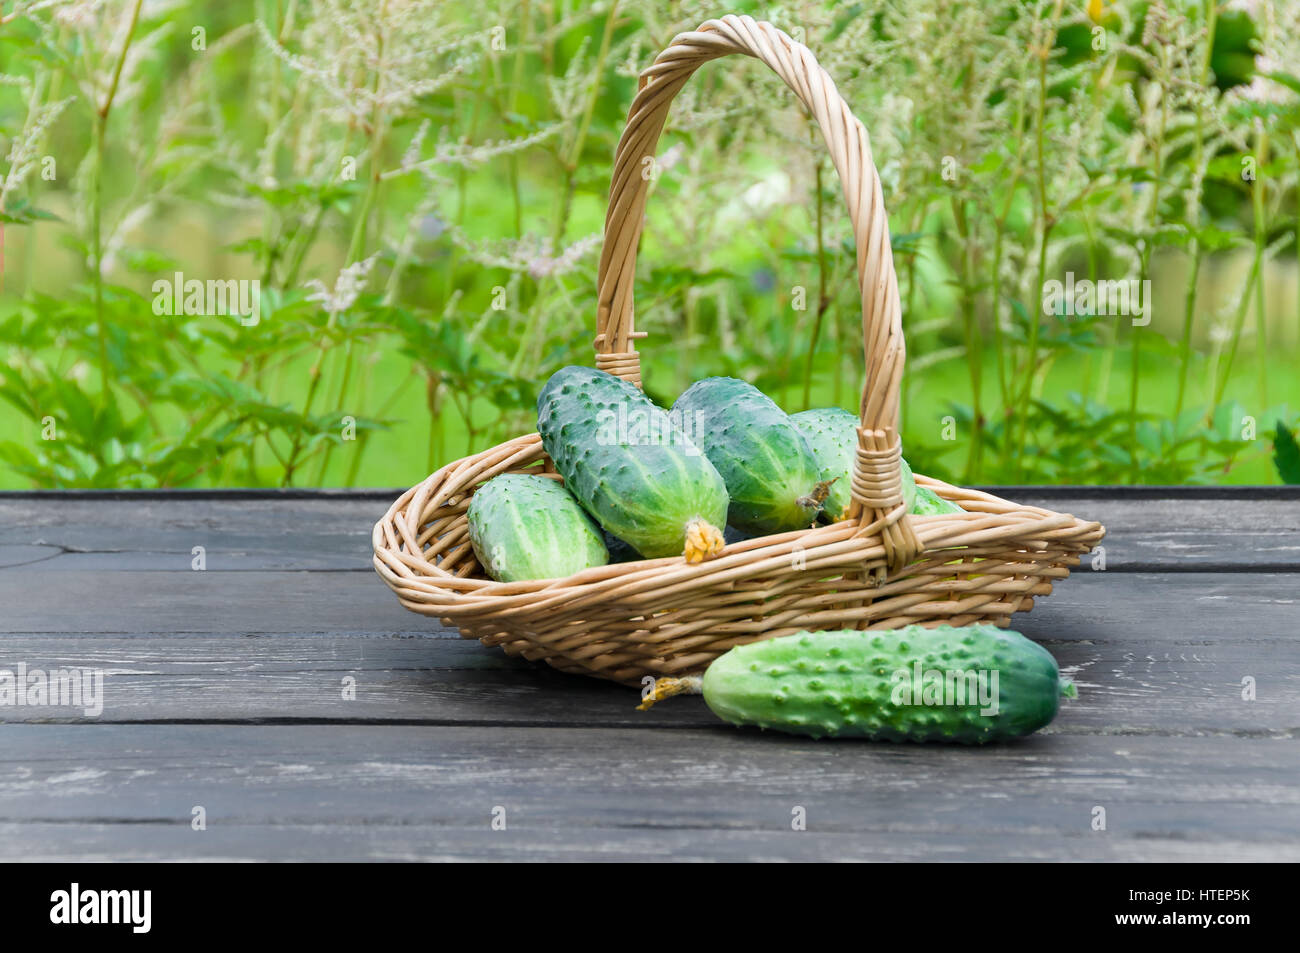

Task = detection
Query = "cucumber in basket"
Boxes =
[790,406,965,520]
[912,483,964,515]
[639,625,1075,742]
[537,366,729,562]
[467,474,607,582]
[673,377,829,535]
[789,406,916,521]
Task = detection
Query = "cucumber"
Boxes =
[790,406,917,521]
[912,483,964,515]
[697,625,1073,742]
[673,377,825,535]
[536,366,729,561]
[466,474,607,581]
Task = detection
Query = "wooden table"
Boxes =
[1,487,1296,862]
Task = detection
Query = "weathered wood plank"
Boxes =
[0,726,1294,861]
[0,568,425,633]
[1,568,1294,637]
[2,822,1293,863]
[0,489,1297,571]
[0,632,1294,737]
[998,490,1300,572]
[0,496,385,571]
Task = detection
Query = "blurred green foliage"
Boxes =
[0,0,1298,489]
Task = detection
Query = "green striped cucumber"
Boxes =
[790,407,917,521]
[672,377,825,535]
[466,474,607,581]
[697,625,1073,742]
[536,366,729,561]
[912,483,963,515]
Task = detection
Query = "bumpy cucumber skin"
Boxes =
[701,625,1067,742]
[466,474,607,582]
[536,366,729,559]
[790,407,917,521]
[673,377,822,535]
[912,483,963,515]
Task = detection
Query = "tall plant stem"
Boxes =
[89,0,144,411]
[283,296,350,486]
[552,0,619,250]
[1174,247,1204,416]
[344,365,418,486]
[506,0,532,238]
[443,83,483,306]
[344,6,388,267]
[1129,70,1169,484]
[90,115,109,411]
[1127,287,1144,482]
[952,197,983,480]
[802,158,829,410]
[258,0,282,286]
[1012,0,1064,476]
[425,373,444,475]
[1212,123,1269,412]
[315,6,388,485]
[956,41,983,480]
[1079,213,1099,398]
[989,53,1031,447]
[281,340,330,486]
[1211,252,1262,410]
[1251,121,1269,410]
[903,204,925,323]
[988,223,1007,407]
[1173,0,1218,418]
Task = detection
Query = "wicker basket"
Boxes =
[372,15,1105,685]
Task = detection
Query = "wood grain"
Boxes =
[3,488,1297,571]
[0,726,1295,862]
[0,624,1293,737]
[1,490,1296,861]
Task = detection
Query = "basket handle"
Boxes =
[593,14,919,573]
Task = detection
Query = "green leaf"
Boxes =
[122,247,182,273]
[889,231,926,255]
[1262,70,1300,95]
[1273,421,1300,485]
[0,198,61,224]
[1212,401,1246,442]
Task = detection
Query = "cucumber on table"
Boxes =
[642,624,1074,742]
[673,377,827,535]
[537,366,729,562]
[467,474,608,582]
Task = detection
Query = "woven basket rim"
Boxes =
[371,434,1105,605]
